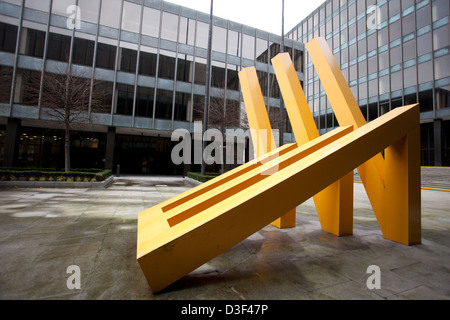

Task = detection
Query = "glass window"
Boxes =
[256,37,268,63]
[177,54,193,82]
[0,66,13,103]
[211,62,226,88]
[174,91,190,121]
[391,71,402,92]
[379,51,389,70]
[433,26,449,51]
[432,0,450,22]
[349,23,356,42]
[72,37,95,66]
[359,81,367,100]
[228,30,241,57]
[0,22,18,53]
[21,28,45,58]
[389,20,401,41]
[359,60,367,77]
[418,60,433,84]
[390,45,402,66]
[25,0,51,12]
[116,83,134,115]
[142,6,160,38]
[417,33,431,56]
[403,40,415,61]
[389,0,401,16]
[196,21,209,49]
[403,66,416,88]
[349,43,357,61]
[96,42,117,70]
[161,12,178,42]
[136,86,154,118]
[402,13,415,35]
[158,50,176,80]
[179,17,196,46]
[51,0,75,17]
[212,25,227,53]
[357,0,365,15]
[93,81,113,113]
[358,39,366,56]
[194,58,206,85]
[122,1,141,34]
[78,0,100,23]
[155,89,173,120]
[47,32,71,62]
[139,47,157,77]
[100,0,121,29]
[120,47,137,73]
[367,33,377,52]
[416,6,431,30]
[378,27,388,46]
[242,34,255,60]
[357,17,365,35]
[434,55,450,80]
[227,64,240,91]
[14,68,41,105]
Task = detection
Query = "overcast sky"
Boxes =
[164,0,326,35]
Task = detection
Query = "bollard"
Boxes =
[116,164,120,177]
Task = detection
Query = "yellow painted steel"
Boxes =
[305,37,421,245]
[136,38,421,293]
[239,67,296,228]
[271,52,353,236]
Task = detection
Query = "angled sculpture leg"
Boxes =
[384,124,421,245]
[305,37,421,245]
[239,67,296,228]
[271,52,353,236]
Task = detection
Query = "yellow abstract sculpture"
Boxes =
[136,37,421,293]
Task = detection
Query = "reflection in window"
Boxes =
[116,83,134,115]
[139,48,157,77]
[72,37,95,66]
[256,37,268,63]
[96,42,116,70]
[14,68,41,105]
[211,62,226,88]
[434,55,450,80]
[93,81,113,113]
[25,0,51,12]
[136,86,154,118]
[433,26,449,51]
[432,0,450,22]
[0,66,13,103]
[155,89,173,120]
[142,6,160,38]
[416,6,431,30]
[120,47,137,73]
[47,33,71,62]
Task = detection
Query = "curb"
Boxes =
[0,175,115,189]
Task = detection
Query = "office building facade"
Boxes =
[0,0,303,174]
[287,0,449,166]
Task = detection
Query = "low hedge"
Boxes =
[0,167,112,182]
[187,172,221,183]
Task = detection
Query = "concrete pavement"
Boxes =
[0,172,449,300]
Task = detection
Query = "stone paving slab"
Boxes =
[0,176,449,300]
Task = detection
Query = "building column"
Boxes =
[4,118,21,167]
[105,126,116,171]
[433,119,443,166]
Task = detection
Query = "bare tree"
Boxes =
[28,65,109,172]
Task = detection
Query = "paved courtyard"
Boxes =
[0,173,449,300]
